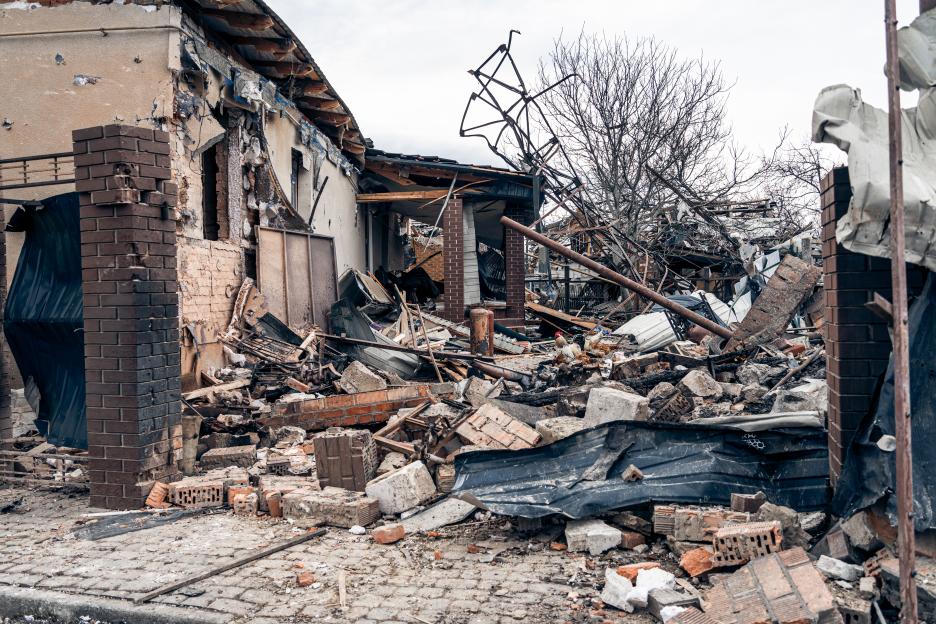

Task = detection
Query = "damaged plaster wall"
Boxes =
[262,113,365,274]
[0,1,179,386]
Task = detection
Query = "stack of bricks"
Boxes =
[73,124,182,509]
[820,167,926,483]
[501,205,527,328]
[312,428,377,492]
[262,384,447,431]
[441,196,464,323]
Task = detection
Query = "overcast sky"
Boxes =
[271,0,922,167]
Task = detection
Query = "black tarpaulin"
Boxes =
[833,273,936,531]
[452,420,830,519]
[4,193,86,448]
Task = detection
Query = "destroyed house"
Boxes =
[0,0,535,508]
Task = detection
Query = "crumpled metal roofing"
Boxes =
[452,420,830,519]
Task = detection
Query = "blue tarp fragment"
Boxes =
[4,193,86,448]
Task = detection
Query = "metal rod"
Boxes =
[500,216,733,340]
[321,333,493,362]
[134,528,326,604]
[884,1,918,621]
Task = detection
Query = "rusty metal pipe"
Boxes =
[500,216,734,340]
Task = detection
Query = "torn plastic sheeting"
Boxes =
[812,8,936,270]
[3,193,86,448]
[451,420,829,519]
[833,272,936,531]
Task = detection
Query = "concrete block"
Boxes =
[647,588,701,620]
[364,461,436,514]
[565,519,622,555]
[583,387,649,426]
[678,370,723,399]
[840,511,883,552]
[719,382,743,399]
[199,445,256,469]
[338,361,387,394]
[281,486,380,528]
[376,451,407,476]
[816,555,864,581]
[535,416,586,444]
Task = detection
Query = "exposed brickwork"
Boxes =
[73,124,182,510]
[441,196,464,322]
[261,384,450,431]
[178,238,242,339]
[820,167,926,483]
[711,520,783,567]
[503,204,527,327]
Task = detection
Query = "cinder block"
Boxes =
[712,520,783,567]
[583,387,649,425]
[565,519,622,555]
[312,427,378,492]
[168,477,224,508]
[364,461,436,515]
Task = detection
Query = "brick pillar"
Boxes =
[502,204,526,328]
[441,196,464,322]
[821,167,926,484]
[73,124,181,509]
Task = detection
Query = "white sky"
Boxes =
[270,0,922,167]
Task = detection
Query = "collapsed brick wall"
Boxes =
[73,124,182,509]
[820,167,926,483]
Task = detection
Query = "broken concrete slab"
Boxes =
[565,518,622,555]
[583,387,649,426]
[486,398,548,426]
[647,588,700,620]
[364,461,436,515]
[199,445,256,469]
[401,497,476,534]
[556,380,637,418]
[281,486,380,528]
[338,360,387,394]
[534,416,586,444]
[840,511,884,553]
[376,452,407,476]
[755,502,810,549]
[772,378,828,416]
[816,555,864,582]
[677,370,723,400]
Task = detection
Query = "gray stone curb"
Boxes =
[0,585,230,624]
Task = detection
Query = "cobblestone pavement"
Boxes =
[0,487,659,624]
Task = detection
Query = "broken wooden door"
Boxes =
[256,226,338,330]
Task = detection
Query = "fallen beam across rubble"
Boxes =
[500,216,734,340]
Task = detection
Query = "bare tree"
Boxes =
[537,31,753,233]
[758,128,843,234]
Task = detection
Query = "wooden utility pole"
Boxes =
[884,1,918,621]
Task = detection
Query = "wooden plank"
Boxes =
[182,379,250,401]
[525,301,598,330]
[356,190,479,203]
